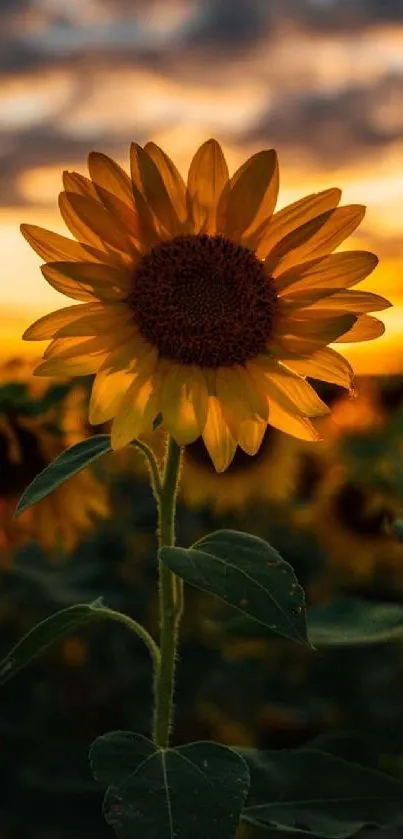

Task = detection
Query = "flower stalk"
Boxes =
[153,436,183,748]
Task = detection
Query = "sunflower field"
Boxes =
[3,350,403,838]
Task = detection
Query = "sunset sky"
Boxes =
[2,0,403,373]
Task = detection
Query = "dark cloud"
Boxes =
[188,0,272,49]
[244,74,403,167]
[293,0,403,31]
[1,0,403,206]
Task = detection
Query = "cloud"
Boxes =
[244,73,403,166]
[1,0,403,207]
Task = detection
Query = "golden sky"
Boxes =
[1,0,403,374]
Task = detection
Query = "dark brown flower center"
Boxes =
[129,234,277,367]
[334,482,393,538]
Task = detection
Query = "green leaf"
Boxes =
[240,748,403,837]
[0,602,101,686]
[90,731,250,839]
[15,434,112,516]
[0,601,158,686]
[307,599,403,646]
[160,530,308,644]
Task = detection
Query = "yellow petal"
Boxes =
[20,224,108,263]
[187,139,229,234]
[266,205,366,276]
[202,395,236,472]
[160,363,208,445]
[216,365,269,421]
[334,315,385,342]
[41,261,131,302]
[236,416,267,456]
[44,328,134,359]
[279,286,341,312]
[130,182,161,250]
[145,142,188,224]
[256,188,341,259]
[268,398,321,441]
[111,363,161,449]
[63,171,99,200]
[215,366,269,455]
[276,251,378,294]
[23,303,94,340]
[282,346,354,389]
[89,337,156,424]
[34,354,106,377]
[275,312,356,353]
[54,303,132,338]
[130,143,180,238]
[88,152,134,207]
[249,355,329,417]
[224,149,279,242]
[90,183,142,245]
[59,192,134,254]
[306,290,391,313]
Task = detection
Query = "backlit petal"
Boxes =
[34,354,106,377]
[216,365,269,455]
[88,152,134,207]
[41,261,131,302]
[282,346,354,389]
[89,337,156,424]
[131,143,180,237]
[256,188,341,259]
[274,312,356,353]
[249,356,329,417]
[145,142,188,224]
[334,315,385,342]
[23,303,93,340]
[202,395,236,472]
[276,251,378,294]
[44,334,122,360]
[111,362,161,449]
[63,171,99,200]
[306,290,391,313]
[268,398,321,441]
[54,304,132,338]
[224,149,279,242]
[91,184,141,244]
[187,139,229,234]
[266,205,366,275]
[60,192,134,254]
[160,363,208,444]
[20,224,108,263]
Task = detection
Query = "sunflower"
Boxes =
[181,429,303,512]
[0,361,108,554]
[22,140,390,471]
[296,464,403,586]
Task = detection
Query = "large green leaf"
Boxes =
[307,599,403,646]
[240,748,403,837]
[15,434,112,516]
[90,731,250,839]
[160,530,308,644]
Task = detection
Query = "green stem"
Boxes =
[131,439,162,500]
[153,436,183,748]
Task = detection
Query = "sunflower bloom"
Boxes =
[297,465,403,585]
[22,140,390,471]
[0,362,108,553]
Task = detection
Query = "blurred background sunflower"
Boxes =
[0,359,108,557]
